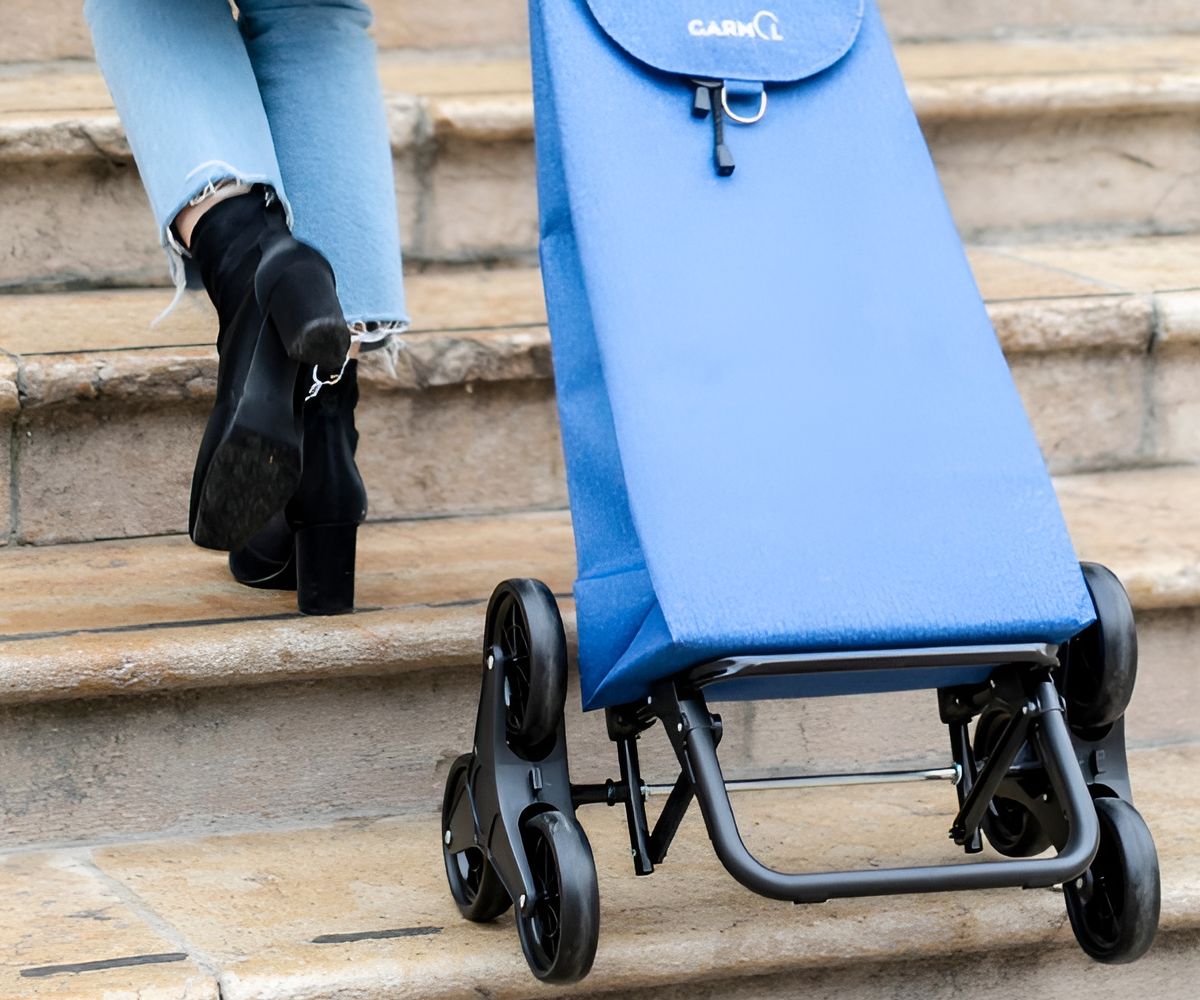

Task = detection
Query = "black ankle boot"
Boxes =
[229,359,367,615]
[187,190,351,553]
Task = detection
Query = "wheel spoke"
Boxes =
[524,827,561,960]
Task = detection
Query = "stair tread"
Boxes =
[2,233,1199,411]
[0,465,1197,705]
[0,511,574,704]
[0,267,548,356]
[6,0,1200,66]
[4,34,1200,160]
[2,743,1195,999]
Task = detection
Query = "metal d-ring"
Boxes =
[720,85,768,125]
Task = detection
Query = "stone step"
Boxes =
[6,0,1200,64]
[0,464,1196,848]
[3,36,1200,287]
[0,742,1196,999]
[2,233,1199,545]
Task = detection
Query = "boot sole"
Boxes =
[191,426,301,553]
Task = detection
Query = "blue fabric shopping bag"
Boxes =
[531,0,1096,711]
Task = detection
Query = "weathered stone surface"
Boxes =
[424,136,538,261]
[0,429,10,547]
[1010,349,1150,474]
[0,671,741,848]
[4,246,1195,543]
[965,248,1111,301]
[70,745,1197,1000]
[0,851,216,999]
[370,326,552,391]
[1152,348,1200,466]
[882,1,1200,41]
[0,160,162,290]
[0,266,547,357]
[371,0,529,51]
[0,358,18,544]
[1125,609,1200,748]
[357,378,564,521]
[744,604,1200,778]
[1058,467,1200,611]
[0,513,575,703]
[0,112,127,163]
[1153,294,1200,464]
[926,111,1200,243]
[11,329,554,411]
[0,465,1197,705]
[2,601,1193,848]
[641,931,1200,1000]
[1157,290,1200,347]
[427,93,534,143]
[0,1,95,63]
[897,36,1200,90]
[990,295,1153,355]
[14,401,204,544]
[6,0,1200,65]
[0,747,1193,996]
[7,40,1200,281]
[0,470,1196,845]
[1012,233,1200,294]
[18,350,216,409]
[11,372,563,543]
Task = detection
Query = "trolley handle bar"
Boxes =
[665,680,1099,904]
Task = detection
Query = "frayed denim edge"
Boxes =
[154,162,288,327]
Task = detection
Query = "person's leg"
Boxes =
[84,0,287,274]
[237,0,409,337]
[223,1,401,613]
[86,0,353,559]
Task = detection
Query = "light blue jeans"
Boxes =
[84,0,408,336]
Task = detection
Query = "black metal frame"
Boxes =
[448,638,1132,917]
[444,646,577,921]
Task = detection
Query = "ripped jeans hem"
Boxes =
[157,163,290,326]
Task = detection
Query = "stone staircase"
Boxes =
[1,1,1199,997]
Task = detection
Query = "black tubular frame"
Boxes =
[576,643,1103,904]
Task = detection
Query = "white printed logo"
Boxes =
[688,10,784,42]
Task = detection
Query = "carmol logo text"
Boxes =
[688,10,784,42]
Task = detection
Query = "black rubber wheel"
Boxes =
[486,580,567,755]
[1065,797,1160,964]
[1067,563,1138,733]
[515,811,600,984]
[974,709,1052,858]
[441,754,511,922]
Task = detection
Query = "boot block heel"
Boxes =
[295,523,358,615]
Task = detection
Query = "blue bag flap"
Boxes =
[583,1,864,82]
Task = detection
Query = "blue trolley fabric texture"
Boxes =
[531,0,1096,711]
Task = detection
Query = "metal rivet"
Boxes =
[676,722,684,732]
[1075,878,1085,889]
[486,655,495,670]
[519,893,527,909]
[444,830,452,845]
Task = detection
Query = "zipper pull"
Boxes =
[711,95,736,177]
[688,79,735,177]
